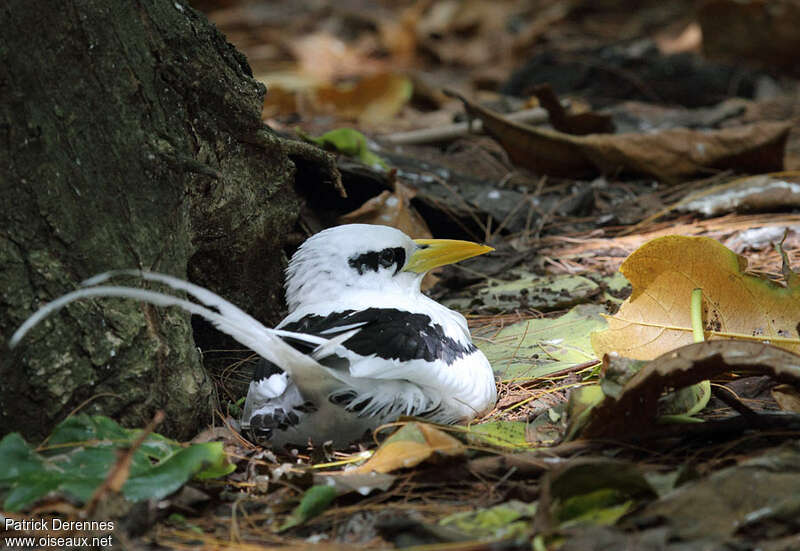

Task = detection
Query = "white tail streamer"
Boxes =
[9,273,356,389]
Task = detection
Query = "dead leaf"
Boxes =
[339,182,432,240]
[630,441,800,540]
[771,384,800,413]
[677,171,800,216]
[263,73,412,124]
[578,340,800,439]
[315,73,413,124]
[532,84,615,135]
[352,423,465,474]
[451,92,791,180]
[591,235,800,360]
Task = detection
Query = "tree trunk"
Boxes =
[0,0,330,440]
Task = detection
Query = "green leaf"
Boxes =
[0,415,233,512]
[548,459,657,529]
[440,500,537,540]
[300,127,388,169]
[123,442,233,501]
[465,421,530,450]
[3,471,62,512]
[564,384,606,441]
[278,485,338,532]
[444,272,601,314]
[0,433,46,484]
[659,380,711,419]
[475,304,607,381]
[557,489,634,528]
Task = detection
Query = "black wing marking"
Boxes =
[282,308,476,365]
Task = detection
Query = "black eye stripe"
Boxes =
[348,247,406,275]
[379,248,395,267]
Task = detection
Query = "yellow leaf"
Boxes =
[591,236,800,360]
[353,423,465,474]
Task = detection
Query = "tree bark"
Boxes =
[0,0,328,440]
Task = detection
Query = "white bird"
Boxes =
[10,224,497,448]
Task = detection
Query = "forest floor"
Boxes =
[161,1,800,549]
[7,1,800,549]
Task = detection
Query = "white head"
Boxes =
[285,224,492,311]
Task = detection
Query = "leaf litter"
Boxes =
[8,0,800,549]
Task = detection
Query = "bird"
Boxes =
[10,224,497,448]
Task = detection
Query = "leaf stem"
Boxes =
[691,288,705,343]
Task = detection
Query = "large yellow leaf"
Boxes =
[592,235,800,360]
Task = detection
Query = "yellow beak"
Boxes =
[404,239,494,274]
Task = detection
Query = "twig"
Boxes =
[711,385,759,418]
[380,107,551,145]
[84,410,165,517]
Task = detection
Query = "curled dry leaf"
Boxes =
[532,83,615,136]
[579,340,800,439]
[591,235,800,360]
[451,93,790,180]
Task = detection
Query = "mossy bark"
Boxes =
[0,0,313,440]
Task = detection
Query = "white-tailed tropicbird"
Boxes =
[10,224,497,448]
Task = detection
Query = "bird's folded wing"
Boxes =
[281,308,477,376]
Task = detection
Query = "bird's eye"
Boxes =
[378,248,395,268]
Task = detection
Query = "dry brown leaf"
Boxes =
[771,384,800,413]
[338,182,432,240]
[263,73,412,124]
[581,340,800,438]
[452,93,791,180]
[352,422,465,474]
[315,73,412,124]
[591,236,800,360]
[532,83,615,135]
